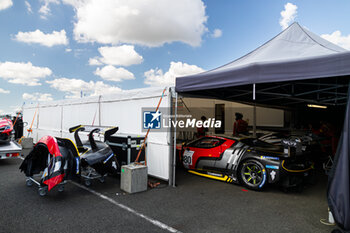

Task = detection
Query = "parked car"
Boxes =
[0,118,13,144]
[181,135,314,190]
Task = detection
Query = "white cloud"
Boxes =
[91,45,143,66]
[279,3,297,30]
[63,0,207,47]
[46,77,122,98]
[39,0,59,19]
[39,5,49,17]
[73,48,86,58]
[65,48,72,52]
[22,92,53,102]
[144,61,204,86]
[0,61,52,86]
[62,0,82,8]
[0,0,12,11]
[89,57,103,66]
[211,29,222,38]
[11,105,23,113]
[94,65,135,82]
[25,1,32,13]
[321,31,350,50]
[0,88,10,94]
[15,29,68,47]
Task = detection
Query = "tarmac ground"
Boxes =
[0,157,337,233]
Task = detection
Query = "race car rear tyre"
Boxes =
[239,160,266,190]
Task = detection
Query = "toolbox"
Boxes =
[105,133,145,166]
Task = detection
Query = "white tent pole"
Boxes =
[98,95,102,126]
[172,91,178,187]
[253,84,257,138]
[60,105,63,137]
[36,105,40,142]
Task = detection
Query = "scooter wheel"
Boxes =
[26,178,33,187]
[38,187,48,197]
[84,179,92,187]
[57,184,65,192]
[99,177,105,183]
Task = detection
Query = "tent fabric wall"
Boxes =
[100,92,171,180]
[177,97,284,134]
[23,107,38,139]
[23,87,171,181]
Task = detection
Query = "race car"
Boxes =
[181,135,313,190]
[0,118,13,144]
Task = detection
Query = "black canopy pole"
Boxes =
[253,84,257,138]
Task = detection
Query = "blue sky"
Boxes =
[0,0,349,114]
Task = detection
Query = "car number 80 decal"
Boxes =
[183,150,194,167]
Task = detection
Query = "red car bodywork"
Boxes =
[37,136,65,191]
[183,136,236,170]
[0,118,13,143]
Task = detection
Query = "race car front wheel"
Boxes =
[239,160,266,190]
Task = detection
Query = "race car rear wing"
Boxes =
[281,137,305,156]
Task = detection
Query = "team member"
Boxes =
[233,112,248,135]
[197,116,208,138]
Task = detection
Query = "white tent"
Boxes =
[23,87,174,183]
[219,22,346,70]
[176,22,349,95]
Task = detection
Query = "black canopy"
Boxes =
[328,85,350,232]
[175,23,350,108]
[175,22,350,231]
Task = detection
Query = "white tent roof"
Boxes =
[176,22,350,107]
[213,22,347,72]
[176,22,350,95]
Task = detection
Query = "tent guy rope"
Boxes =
[134,87,167,165]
